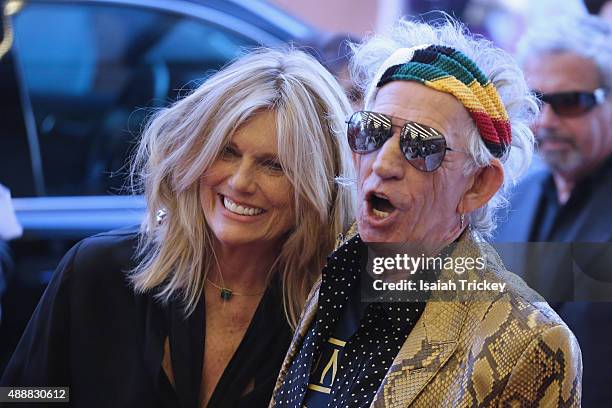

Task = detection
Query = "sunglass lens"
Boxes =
[400,122,447,172]
[347,111,391,153]
[543,92,595,116]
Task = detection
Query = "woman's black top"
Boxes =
[0,227,292,408]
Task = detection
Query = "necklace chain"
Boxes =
[206,278,266,301]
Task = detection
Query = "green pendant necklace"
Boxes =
[206,279,265,301]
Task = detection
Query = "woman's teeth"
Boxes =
[223,196,264,216]
[372,208,391,218]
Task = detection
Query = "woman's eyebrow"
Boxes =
[230,141,279,161]
[254,152,280,162]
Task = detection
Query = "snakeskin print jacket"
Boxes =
[270,229,582,407]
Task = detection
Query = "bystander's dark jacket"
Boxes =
[494,158,612,407]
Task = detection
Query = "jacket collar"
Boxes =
[371,229,487,407]
[370,300,466,407]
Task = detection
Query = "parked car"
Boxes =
[0,0,320,371]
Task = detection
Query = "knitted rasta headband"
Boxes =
[364,44,511,158]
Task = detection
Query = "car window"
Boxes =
[8,2,257,197]
[0,50,36,198]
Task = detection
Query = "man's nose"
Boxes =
[536,103,562,130]
[371,134,406,180]
[228,160,256,194]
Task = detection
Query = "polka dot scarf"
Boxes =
[273,234,425,407]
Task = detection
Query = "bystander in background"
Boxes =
[495,14,612,406]
[313,33,363,110]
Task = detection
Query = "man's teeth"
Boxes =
[223,196,264,216]
[372,208,391,218]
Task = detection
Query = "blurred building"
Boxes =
[270,0,587,51]
[270,0,405,37]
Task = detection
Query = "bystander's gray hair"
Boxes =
[516,14,612,91]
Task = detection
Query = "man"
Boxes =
[495,14,612,406]
[271,18,581,408]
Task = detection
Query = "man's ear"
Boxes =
[458,159,504,214]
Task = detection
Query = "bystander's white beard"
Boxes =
[541,148,583,175]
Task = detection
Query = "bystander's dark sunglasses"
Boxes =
[346,110,467,172]
[534,88,607,117]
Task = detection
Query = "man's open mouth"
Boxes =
[368,192,396,219]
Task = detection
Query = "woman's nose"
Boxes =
[228,160,256,194]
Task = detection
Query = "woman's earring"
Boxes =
[460,213,465,230]
[156,209,167,225]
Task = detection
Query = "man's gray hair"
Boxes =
[516,14,612,89]
[349,17,538,238]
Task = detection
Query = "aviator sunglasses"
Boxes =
[534,88,607,117]
[346,110,466,172]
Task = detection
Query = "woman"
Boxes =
[1,48,355,407]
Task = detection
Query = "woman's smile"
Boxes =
[220,194,266,217]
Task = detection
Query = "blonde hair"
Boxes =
[130,48,355,328]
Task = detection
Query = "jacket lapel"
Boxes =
[275,225,361,384]
[371,230,487,407]
[570,173,612,241]
[168,293,205,408]
[270,278,321,400]
[371,300,465,407]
